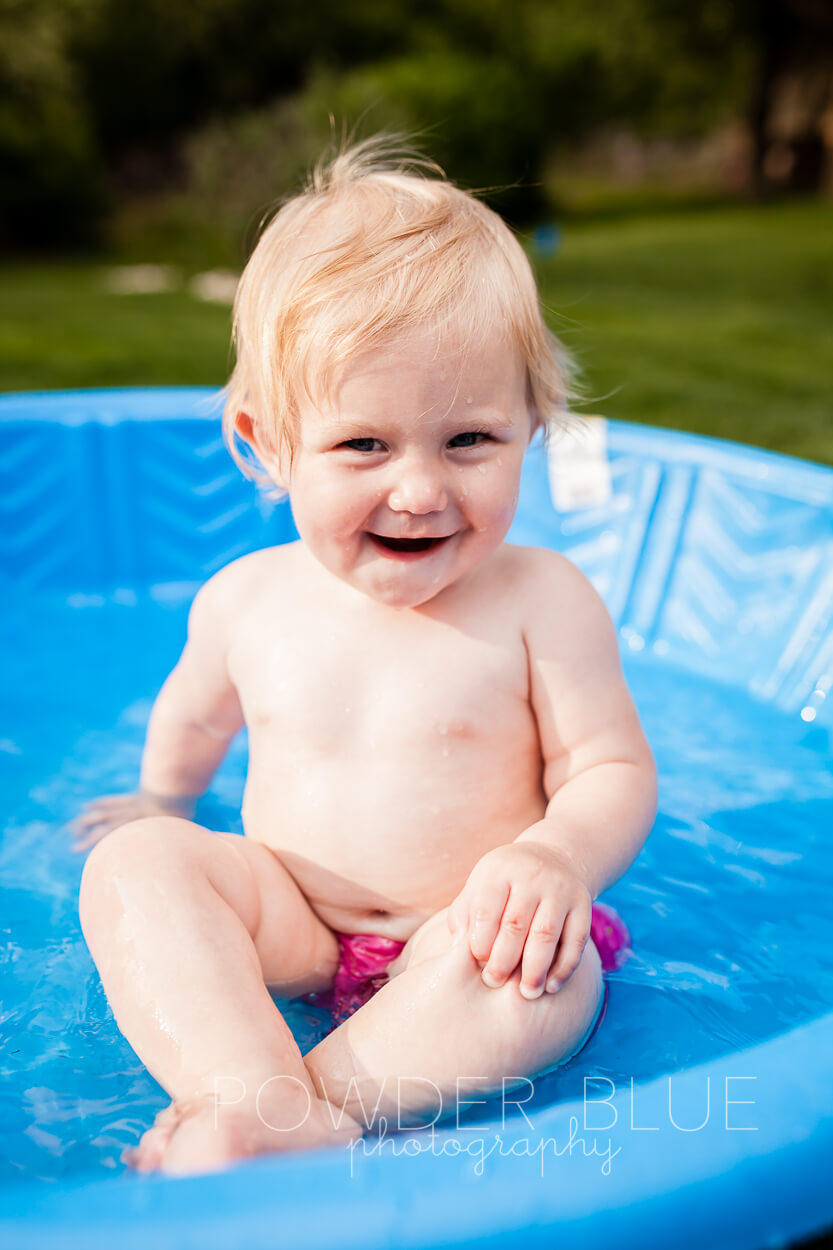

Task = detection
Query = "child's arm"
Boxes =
[448,549,657,998]
[72,571,245,851]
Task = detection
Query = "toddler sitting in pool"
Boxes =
[75,137,657,1176]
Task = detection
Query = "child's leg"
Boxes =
[303,908,603,1129]
[79,817,360,1172]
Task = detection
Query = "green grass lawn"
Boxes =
[0,264,233,391]
[533,200,833,464]
[1,199,831,463]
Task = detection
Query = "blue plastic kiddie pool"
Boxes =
[1,388,831,1249]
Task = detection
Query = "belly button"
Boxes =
[370,908,389,918]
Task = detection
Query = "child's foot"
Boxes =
[123,1085,362,1176]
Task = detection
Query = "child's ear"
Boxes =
[234,410,288,488]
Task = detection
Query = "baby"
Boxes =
[75,138,657,1177]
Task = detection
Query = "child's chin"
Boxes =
[361,575,453,610]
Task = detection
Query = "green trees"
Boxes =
[1,0,829,249]
[0,0,103,244]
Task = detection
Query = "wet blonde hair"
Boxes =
[223,135,573,486]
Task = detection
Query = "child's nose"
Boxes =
[387,461,448,515]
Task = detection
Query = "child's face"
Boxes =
[281,325,533,609]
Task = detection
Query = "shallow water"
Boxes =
[1,590,831,1184]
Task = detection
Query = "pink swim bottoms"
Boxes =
[302,902,630,1029]
[589,901,631,974]
[301,932,406,1026]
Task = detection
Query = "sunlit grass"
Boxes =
[532,200,833,464]
[0,263,232,391]
[1,200,831,462]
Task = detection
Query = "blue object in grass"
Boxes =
[532,222,562,257]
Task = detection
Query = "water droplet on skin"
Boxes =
[438,724,448,735]
[496,456,503,466]
[465,397,473,405]
[151,1004,180,1044]
[441,745,450,757]
[476,464,487,475]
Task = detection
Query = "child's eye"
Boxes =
[339,438,383,453]
[448,431,491,449]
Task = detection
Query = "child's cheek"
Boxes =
[480,468,521,527]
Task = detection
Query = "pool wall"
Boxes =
[3,388,831,727]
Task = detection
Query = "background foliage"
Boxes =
[1,0,830,461]
[4,0,830,250]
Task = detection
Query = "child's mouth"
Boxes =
[368,534,451,560]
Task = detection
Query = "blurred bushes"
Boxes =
[108,97,324,267]
[303,54,552,220]
[0,0,104,246]
[1,0,819,253]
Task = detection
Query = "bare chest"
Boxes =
[230,608,532,758]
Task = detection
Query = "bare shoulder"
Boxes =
[503,542,589,585]
[506,544,619,664]
[189,543,298,631]
[503,544,611,620]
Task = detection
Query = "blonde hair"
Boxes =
[223,135,573,487]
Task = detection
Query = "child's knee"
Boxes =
[84,816,197,870]
[79,817,199,923]
[459,941,602,1075]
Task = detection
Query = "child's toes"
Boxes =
[122,1124,170,1172]
[122,1099,202,1173]
[159,1109,240,1176]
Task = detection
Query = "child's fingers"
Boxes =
[71,815,102,839]
[71,803,132,843]
[72,818,110,840]
[74,809,111,831]
[72,809,118,835]
[480,891,537,988]
[518,901,563,999]
[71,825,113,853]
[468,880,511,964]
[74,797,133,828]
[546,899,592,989]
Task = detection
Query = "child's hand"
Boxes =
[71,791,197,853]
[447,841,592,1000]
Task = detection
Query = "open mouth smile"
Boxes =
[368,533,452,560]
